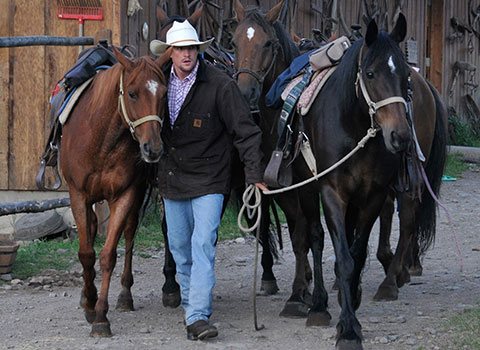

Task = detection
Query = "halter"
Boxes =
[118,70,163,140]
[355,45,408,130]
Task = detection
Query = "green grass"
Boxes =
[445,304,480,349]
[8,200,246,281]
[444,153,469,178]
[448,115,480,147]
[11,238,79,280]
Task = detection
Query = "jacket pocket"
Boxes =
[187,112,211,138]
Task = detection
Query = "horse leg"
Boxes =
[90,191,138,337]
[374,195,415,301]
[275,190,313,318]
[259,197,279,295]
[321,187,362,349]
[116,195,144,311]
[406,238,423,276]
[161,211,181,308]
[71,192,98,324]
[295,189,330,327]
[377,193,395,274]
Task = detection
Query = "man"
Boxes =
[150,20,267,341]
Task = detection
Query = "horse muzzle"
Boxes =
[140,142,163,163]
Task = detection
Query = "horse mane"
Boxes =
[243,8,300,64]
[86,56,164,114]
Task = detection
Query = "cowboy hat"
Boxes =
[150,20,214,55]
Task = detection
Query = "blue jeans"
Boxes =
[163,194,224,326]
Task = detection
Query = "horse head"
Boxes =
[232,0,284,111]
[358,13,412,153]
[113,47,170,163]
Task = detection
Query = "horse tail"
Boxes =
[416,83,448,255]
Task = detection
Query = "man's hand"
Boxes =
[255,182,268,192]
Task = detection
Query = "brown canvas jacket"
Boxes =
[157,59,264,199]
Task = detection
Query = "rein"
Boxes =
[118,70,163,140]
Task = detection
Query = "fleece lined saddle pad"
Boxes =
[58,77,95,124]
[281,66,337,116]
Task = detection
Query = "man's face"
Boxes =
[171,45,199,80]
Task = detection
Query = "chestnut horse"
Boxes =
[233,1,447,348]
[60,48,170,337]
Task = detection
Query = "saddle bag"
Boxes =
[309,36,351,71]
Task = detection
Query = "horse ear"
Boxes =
[234,0,245,22]
[156,46,173,68]
[365,19,378,46]
[291,30,301,44]
[390,13,407,43]
[112,46,134,71]
[265,0,284,24]
[156,5,169,27]
[188,4,203,26]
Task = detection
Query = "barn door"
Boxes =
[120,0,157,57]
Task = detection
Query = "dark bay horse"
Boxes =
[233,1,447,348]
[233,0,319,317]
[60,48,171,337]
[154,5,309,312]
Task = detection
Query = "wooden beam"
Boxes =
[0,198,70,217]
[0,35,94,47]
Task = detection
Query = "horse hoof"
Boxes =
[162,291,181,308]
[306,311,331,327]
[336,338,363,350]
[373,285,398,301]
[279,301,309,318]
[90,322,112,337]
[260,280,279,295]
[116,297,134,311]
[84,309,96,324]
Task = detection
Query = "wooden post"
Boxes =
[426,0,444,93]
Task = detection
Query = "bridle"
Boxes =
[355,45,408,130]
[233,37,280,96]
[118,70,163,140]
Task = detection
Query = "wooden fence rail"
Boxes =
[0,36,94,47]
[0,198,70,217]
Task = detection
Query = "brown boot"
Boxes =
[186,320,218,340]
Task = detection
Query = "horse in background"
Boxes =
[233,1,447,348]
[233,0,321,318]
[60,48,171,336]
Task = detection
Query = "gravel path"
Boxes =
[1,167,479,350]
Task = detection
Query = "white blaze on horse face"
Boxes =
[146,80,159,96]
[247,27,255,41]
[388,56,396,74]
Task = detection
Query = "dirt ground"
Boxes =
[1,167,479,350]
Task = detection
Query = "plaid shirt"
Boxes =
[167,62,199,127]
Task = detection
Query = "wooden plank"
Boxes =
[0,0,10,189]
[10,0,46,189]
[427,0,444,92]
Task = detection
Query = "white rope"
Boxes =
[263,127,378,195]
[237,184,262,233]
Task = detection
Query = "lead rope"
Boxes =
[237,184,265,331]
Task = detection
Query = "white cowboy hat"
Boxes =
[150,20,214,55]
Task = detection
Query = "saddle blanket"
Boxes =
[280,66,337,116]
[58,77,95,124]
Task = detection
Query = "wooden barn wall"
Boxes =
[2,1,478,191]
[0,1,120,191]
[443,1,480,120]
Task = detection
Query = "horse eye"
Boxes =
[128,91,137,99]
[264,41,273,48]
[366,71,374,79]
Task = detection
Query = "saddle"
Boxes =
[264,37,351,188]
[35,42,130,190]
